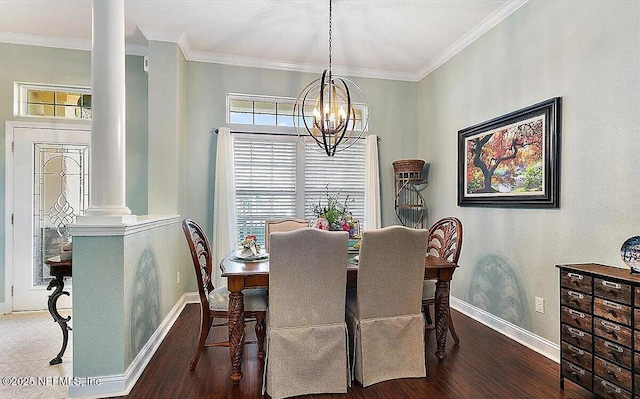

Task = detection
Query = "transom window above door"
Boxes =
[14,83,91,120]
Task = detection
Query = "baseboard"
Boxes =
[68,292,199,398]
[450,296,560,363]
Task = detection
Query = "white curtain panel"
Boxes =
[212,127,238,288]
[364,135,381,229]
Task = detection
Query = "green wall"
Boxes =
[183,61,419,236]
[72,220,185,377]
[418,0,640,342]
[0,43,148,305]
[72,235,125,375]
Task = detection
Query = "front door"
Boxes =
[8,122,90,311]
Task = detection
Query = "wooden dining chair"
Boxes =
[346,226,429,387]
[264,228,350,399]
[182,218,267,370]
[422,217,463,345]
[264,217,309,252]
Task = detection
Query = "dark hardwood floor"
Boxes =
[116,304,596,399]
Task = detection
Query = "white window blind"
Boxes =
[304,140,366,227]
[234,137,297,245]
[228,93,368,246]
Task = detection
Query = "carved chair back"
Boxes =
[182,219,214,310]
[427,217,463,264]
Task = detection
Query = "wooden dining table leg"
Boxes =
[434,279,450,361]
[228,286,245,383]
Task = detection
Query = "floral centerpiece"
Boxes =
[311,188,358,237]
[240,234,260,256]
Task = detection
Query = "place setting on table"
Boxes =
[229,234,269,262]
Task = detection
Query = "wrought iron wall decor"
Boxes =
[393,159,427,228]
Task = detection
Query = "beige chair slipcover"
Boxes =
[263,228,350,399]
[346,225,429,387]
[264,217,310,252]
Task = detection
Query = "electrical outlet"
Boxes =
[177,271,181,285]
[535,297,544,314]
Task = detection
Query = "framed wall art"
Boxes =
[458,97,561,208]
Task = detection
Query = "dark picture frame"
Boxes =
[458,97,561,208]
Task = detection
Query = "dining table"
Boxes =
[220,254,458,383]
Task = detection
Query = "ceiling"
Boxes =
[0,0,527,81]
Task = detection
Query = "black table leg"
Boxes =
[47,276,71,365]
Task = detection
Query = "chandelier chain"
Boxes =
[328,0,332,76]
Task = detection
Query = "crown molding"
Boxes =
[415,0,529,81]
[0,31,147,56]
[187,49,416,81]
[1,0,528,83]
[140,25,416,81]
[125,43,148,56]
[139,26,193,60]
[0,31,92,51]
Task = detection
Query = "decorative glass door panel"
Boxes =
[33,144,89,287]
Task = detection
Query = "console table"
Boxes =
[44,256,72,365]
[557,263,640,398]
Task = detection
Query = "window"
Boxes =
[229,94,367,245]
[303,144,365,223]
[234,136,298,245]
[228,96,294,127]
[228,94,365,131]
[15,83,91,120]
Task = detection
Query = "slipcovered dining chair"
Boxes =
[264,217,309,252]
[346,225,429,387]
[182,219,267,370]
[264,228,350,399]
[422,217,463,345]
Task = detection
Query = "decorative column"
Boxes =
[83,0,134,221]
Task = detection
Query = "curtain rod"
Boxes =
[214,129,379,141]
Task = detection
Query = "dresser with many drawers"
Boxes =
[557,263,640,398]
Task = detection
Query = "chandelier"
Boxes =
[293,0,369,157]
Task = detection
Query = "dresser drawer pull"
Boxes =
[567,327,585,337]
[601,280,621,290]
[567,290,584,300]
[567,309,585,318]
[568,363,585,375]
[600,379,621,394]
[604,341,624,353]
[567,273,584,280]
[600,320,621,330]
[567,344,584,356]
[603,360,622,374]
[602,300,622,310]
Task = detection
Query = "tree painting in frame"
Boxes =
[458,97,561,208]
